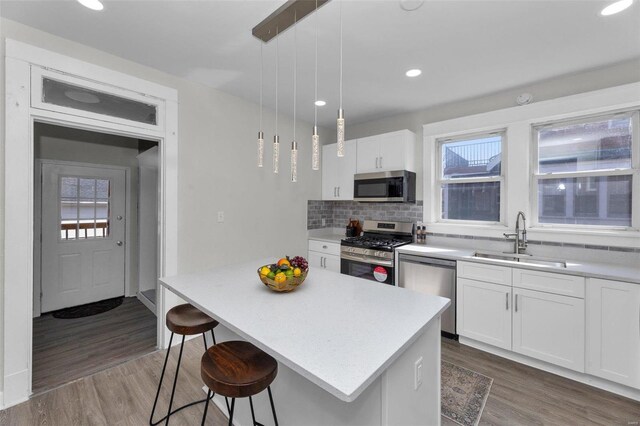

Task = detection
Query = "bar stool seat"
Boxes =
[166,303,219,335]
[150,303,220,426]
[201,341,279,426]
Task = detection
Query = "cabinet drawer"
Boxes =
[513,268,584,298]
[457,261,512,286]
[308,240,340,256]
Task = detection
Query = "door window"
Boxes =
[60,177,110,240]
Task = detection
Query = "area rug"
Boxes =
[441,361,493,426]
[51,296,124,319]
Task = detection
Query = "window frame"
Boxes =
[530,109,640,231]
[435,129,507,225]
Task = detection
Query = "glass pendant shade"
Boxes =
[337,108,345,157]
[312,126,320,170]
[257,131,264,167]
[291,141,298,182]
[273,135,280,174]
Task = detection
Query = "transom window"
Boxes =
[60,177,111,240]
[533,111,637,228]
[437,132,505,223]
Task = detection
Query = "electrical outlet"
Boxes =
[322,218,326,226]
[414,357,423,390]
[217,211,224,223]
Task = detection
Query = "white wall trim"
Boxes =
[3,39,179,408]
[423,82,640,247]
[460,336,640,402]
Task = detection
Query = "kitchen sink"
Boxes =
[472,251,567,268]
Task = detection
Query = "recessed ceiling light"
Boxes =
[77,0,104,11]
[601,0,633,16]
[315,100,326,106]
[405,69,422,78]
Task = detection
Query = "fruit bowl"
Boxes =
[258,256,309,292]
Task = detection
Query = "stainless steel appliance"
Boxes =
[353,170,416,203]
[397,254,457,339]
[340,220,414,285]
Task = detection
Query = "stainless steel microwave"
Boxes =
[353,170,416,203]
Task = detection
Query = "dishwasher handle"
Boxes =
[398,254,456,268]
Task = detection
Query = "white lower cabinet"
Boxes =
[586,278,640,389]
[308,240,341,273]
[512,288,585,372]
[457,278,512,350]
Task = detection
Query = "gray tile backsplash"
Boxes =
[307,200,423,230]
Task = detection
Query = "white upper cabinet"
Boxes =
[322,140,357,200]
[356,130,416,173]
[586,278,640,389]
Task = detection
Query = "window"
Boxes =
[437,132,504,222]
[60,177,111,240]
[533,111,637,227]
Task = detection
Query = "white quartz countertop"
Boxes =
[160,259,450,402]
[307,232,345,244]
[396,244,640,284]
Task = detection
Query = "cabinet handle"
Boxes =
[506,293,509,310]
[334,187,337,197]
[375,157,379,168]
[337,187,340,197]
[379,157,383,169]
[323,245,328,249]
[321,257,325,268]
[515,294,518,312]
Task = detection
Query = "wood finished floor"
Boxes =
[32,296,157,394]
[2,336,639,425]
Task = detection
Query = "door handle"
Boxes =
[506,293,509,310]
[116,241,123,246]
[515,294,518,312]
[116,215,123,221]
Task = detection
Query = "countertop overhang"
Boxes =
[160,259,450,402]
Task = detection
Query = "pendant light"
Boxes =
[336,0,345,157]
[273,27,280,174]
[257,41,264,167]
[291,12,298,183]
[311,0,320,171]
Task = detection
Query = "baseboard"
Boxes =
[136,291,157,316]
[459,337,640,402]
[2,369,30,409]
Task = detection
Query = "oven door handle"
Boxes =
[341,253,394,267]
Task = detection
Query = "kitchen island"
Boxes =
[160,259,450,425]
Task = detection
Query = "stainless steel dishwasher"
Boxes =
[397,254,457,338]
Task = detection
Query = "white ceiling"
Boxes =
[2,0,639,128]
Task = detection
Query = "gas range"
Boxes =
[340,220,414,285]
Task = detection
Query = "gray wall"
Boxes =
[346,58,640,200]
[34,123,145,301]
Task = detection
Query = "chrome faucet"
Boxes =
[504,211,528,254]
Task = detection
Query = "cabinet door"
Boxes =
[356,136,380,173]
[377,131,406,171]
[336,140,357,199]
[324,254,341,273]
[322,144,339,200]
[308,251,325,270]
[586,278,640,388]
[512,288,585,372]
[457,278,512,350]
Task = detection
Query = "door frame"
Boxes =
[3,39,179,408]
[34,160,133,317]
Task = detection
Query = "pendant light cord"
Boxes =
[339,0,343,108]
[314,0,318,126]
[275,26,279,135]
[293,11,297,141]
[260,41,263,131]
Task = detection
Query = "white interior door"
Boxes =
[41,163,126,312]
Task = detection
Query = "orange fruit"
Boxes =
[274,272,287,284]
[277,258,291,268]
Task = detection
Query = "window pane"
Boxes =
[538,115,632,173]
[538,176,632,226]
[42,78,157,125]
[59,176,110,240]
[441,182,501,221]
[442,135,502,179]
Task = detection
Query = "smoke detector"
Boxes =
[516,93,533,106]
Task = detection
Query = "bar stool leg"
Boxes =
[249,396,257,426]
[150,332,174,425]
[164,335,186,425]
[228,398,236,426]
[268,386,279,426]
[201,389,212,426]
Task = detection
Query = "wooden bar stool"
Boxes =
[150,304,221,425]
[200,341,279,426]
